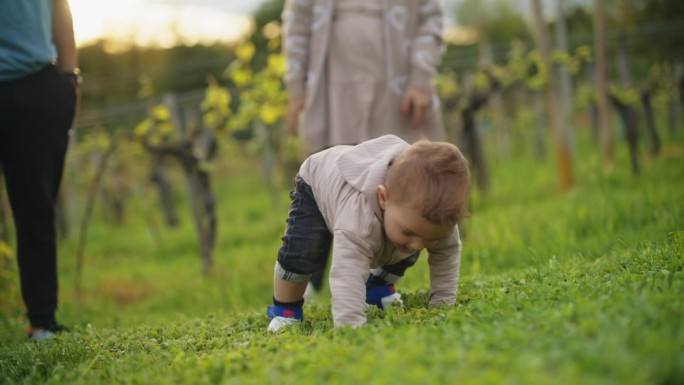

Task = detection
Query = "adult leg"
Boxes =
[0,66,75,328]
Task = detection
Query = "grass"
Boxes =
[0,132,682,385]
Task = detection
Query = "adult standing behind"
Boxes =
[281,0,447,295]
[0,0,80,341]
[283,0,446,152]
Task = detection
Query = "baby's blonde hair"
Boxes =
[386,140,470,225]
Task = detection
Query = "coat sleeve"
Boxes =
[282,0,313,98]
[329,229,374,328]
[409,0,445,92]
[426,225,461,307]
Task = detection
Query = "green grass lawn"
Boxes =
[1,134,682,385]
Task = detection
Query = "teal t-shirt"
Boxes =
[0,0,57,81]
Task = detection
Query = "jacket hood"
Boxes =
[335,135,409,218]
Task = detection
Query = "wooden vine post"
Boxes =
[593,0,613,165]
[531,0,574,191]
[75,135,117,302]
[137,93,218,275]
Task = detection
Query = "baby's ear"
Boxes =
[376,185,388,209]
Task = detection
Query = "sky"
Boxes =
[69,0,472,48]
[69,0,266,47]
[69,0,590,48]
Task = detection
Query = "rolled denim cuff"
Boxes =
[275,261,312,282]
[370,267,401,284]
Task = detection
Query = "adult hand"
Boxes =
[286,96,305,136]
[401,86,431,127]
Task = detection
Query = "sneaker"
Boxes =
[366,284,403,310]
[268,316,299,331]
[267,305,303,332]
[26,323,68,342]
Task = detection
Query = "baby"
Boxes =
[267,135,470,330]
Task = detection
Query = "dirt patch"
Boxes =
[98,279,156,306]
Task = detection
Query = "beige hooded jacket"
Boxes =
[299,135,461,327]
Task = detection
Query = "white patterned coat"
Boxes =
[282,0,447,153]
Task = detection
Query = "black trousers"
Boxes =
[0,65,76,328]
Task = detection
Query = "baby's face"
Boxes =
[377,186,453,253]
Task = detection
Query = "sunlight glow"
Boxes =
[69,0,253,49]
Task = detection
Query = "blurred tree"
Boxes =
[594,0,613,165]
[555,0,577,156]
[249,0,285,71]
[0,239,19,313]
[460,71,500,195]
[75,133,117,301]
[450,0,531,190]
[616,0,682,142]
[0,170,9,243]
[78,42,236,112]
[531,0,573,191]
[613,41,641,173]
[565,5,595,42]
[618,0,684,64]
[454,0,530,46]
[443,0,530,72]
[608,91,640,173]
